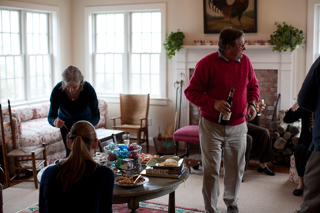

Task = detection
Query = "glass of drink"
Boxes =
[123,133,130,146]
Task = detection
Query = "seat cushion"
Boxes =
[19,118,62,148]
[173,125,199,144]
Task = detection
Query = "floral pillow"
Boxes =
[32,103,50,119]
[12,106,33,122]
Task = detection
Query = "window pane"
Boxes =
[132,13,141,33]
[95,73,105,92]
[152,32,161,53]
[30,56,36,76]
[141,13,151,33]
[12,34,20,54]
[141,54,149,74]
[105,73,115,93]
[114,54,122,73]
[27,13,33,33]
[142,32,151,52]
[14,56,22,77]
[114,73,122,93]
[6,57,13,78]
[151,75,160,96]
[96,15,106,34]
[0,57,5,79]
[41,34,48,54]
[11,11,19,33]
[33,13,40,34]
[105,54,113,73]
[152,12,161,33]
[2,11,10,33]
[33,34,40,54]
[3,33,10,55]
[131,74,140,94]
[95,54,105,72]
[106,33,115,52]
[131,54,140,74]
[96,34,106,53]
[40,14,48,34]
[106,14,115,33]
[132,33,141,52]
[115,14,124,33]
[151,54,159,74]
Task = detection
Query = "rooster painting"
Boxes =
[208,0,249,26]
[204,0,256,33]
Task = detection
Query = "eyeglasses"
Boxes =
[234,44,246,51]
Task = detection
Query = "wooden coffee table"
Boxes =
[113,169,189,213]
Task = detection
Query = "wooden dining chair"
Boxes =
[111,94,150,152]
[0,100,47,189]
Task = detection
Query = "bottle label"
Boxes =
[222,112,232,120]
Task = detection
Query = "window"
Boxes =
[0,3,58,105]
[85,4,166,104]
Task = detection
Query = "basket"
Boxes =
[153,137,175,155]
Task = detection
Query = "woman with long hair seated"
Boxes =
[39,121,115,212]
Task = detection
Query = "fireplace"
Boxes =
[174,45,297,128]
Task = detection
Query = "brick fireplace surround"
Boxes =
[174,45,297,129]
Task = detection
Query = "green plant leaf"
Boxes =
[269,22,305,52]
[163,29,185,59]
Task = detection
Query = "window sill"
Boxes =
[98,95,168,106]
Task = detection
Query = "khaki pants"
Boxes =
[300,150,320,213]
[199,117,247,213]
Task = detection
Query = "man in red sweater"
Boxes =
[185,27,259,213]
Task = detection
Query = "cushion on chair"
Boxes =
[173,125,199,144]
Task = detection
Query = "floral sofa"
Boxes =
[2,99,108,171]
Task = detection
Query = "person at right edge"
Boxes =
[185,27,259,213]
[283,100,312,196]
[296,56,320,213]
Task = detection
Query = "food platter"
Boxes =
[146,157,183,169]
[115,176,149,188]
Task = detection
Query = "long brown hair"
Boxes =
[58,121,97,193]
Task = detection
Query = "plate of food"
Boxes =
[115,174,149,188]
[140,153,160,164]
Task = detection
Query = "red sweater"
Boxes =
[184,52,259,126]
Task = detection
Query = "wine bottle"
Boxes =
[218,88,235,125]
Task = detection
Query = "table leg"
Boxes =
[168,191,175,213]
[128,199,139,213]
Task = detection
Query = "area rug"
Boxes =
[17,202,204,213]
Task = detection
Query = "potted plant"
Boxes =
[163,29,185,59]
[270,22,305,52]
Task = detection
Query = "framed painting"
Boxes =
[203,0,257,34]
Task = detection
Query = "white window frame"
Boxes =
[85,3,167,105]
[0,0,60,106]
[306,0,320,72]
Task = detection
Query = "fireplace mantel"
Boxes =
[175,45,297,127]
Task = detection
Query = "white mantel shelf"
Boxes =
[175,45,297,127]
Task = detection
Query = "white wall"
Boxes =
[3,0,308,142]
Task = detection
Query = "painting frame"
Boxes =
[203,0,257,34]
